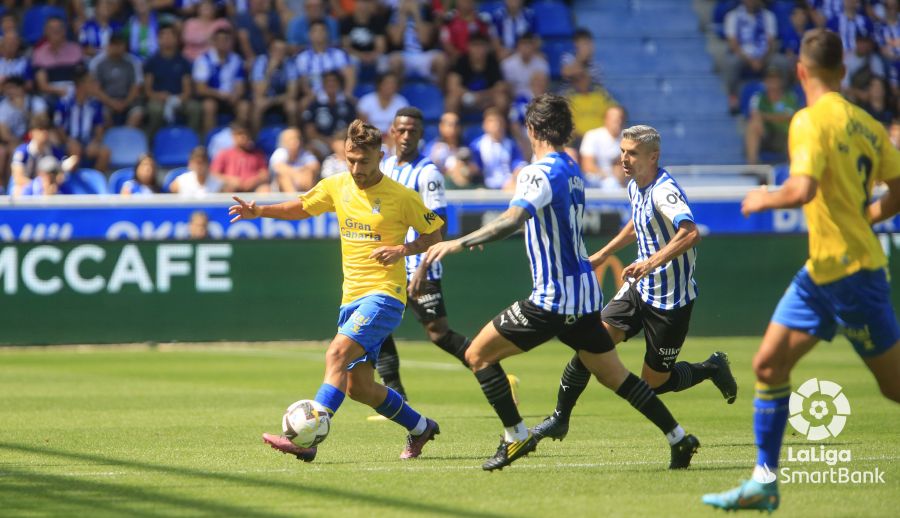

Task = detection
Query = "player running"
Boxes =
[703,29,900,512]
[531,125,738,443]
[229,120,444,461]
[415,94,699,471]
[374,107,519,405]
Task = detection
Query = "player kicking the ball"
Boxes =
[703,29,900,512]
[415,94,699,471]
[229,120,444,461]
[531,125,737,443]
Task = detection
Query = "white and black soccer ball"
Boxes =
[282,400,331,448]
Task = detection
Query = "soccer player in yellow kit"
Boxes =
[704,29,900,512]
[229,120,444,461]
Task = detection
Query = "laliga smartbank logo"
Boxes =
[777,378,885,485]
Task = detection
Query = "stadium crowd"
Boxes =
[0,0,627,198]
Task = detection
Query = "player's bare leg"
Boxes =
[862,340,900,403]
[465,322,536,471]
[703,322,818,512]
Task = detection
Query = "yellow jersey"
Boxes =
[300,172,444,305]
[788,91,900,284]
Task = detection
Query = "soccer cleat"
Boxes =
[669,434,700,469]
[530,413,569,442]
[507,374,521,407]
[400,418,440,459]
[262,433,317,462]
[702,479,780,513]
[708,351,738,404]
[482,434,538,471]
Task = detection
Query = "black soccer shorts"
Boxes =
[492,299,615,353]
[601,283,694,372]
[407,279,448,323]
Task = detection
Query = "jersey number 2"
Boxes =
[856,154,873,213]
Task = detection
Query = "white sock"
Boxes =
[410,416,427,436]
[666,425,686,445]
[503,421,529,442]
[752,464,777,484]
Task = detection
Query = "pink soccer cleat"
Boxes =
[400,418,440,459]
[262,433,317,462]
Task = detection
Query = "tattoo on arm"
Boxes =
[458,208,529,248]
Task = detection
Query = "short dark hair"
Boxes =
[574,28,593,41]
[308,19,327,32]
[395,106,423,122]
[525,94,574,146]
[230,122,250,137]
[469,33,490,45]
[346,119,382,151]
[800,29,843,74]
[375,71,398,87]
[109,31,126,45]
[157,23,177,36]
[213,27,232,38]
[323,70,344,88]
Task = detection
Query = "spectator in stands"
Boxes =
[0,32,30,86]
[10,116,65,197]
[301,71,356,156]
[446,33,506,114]
[20,156,66,197]
[210,123,269,192]
[251,37,299,133]
[32,17,84,104]
[126,0,160,61]
[425,111,476,188]
[357,72,409,135]
[387,0,447,86]
[566,66,616,140]
[827,0,874,51]
[580,104,626,190]
[508,71,549,158]
[744,66,799,165]
[170,146,224,197]
[193,27,249,136]
[188,210,211,239]
[53,69,111,173]
[441,0,494,63]
[295,20,356,105]
[91,33,144,127]
[501,33,548,100]
[722,0,786,114]
[0,78,48,146]
[235,0,283,65]
[319,126,348,179]
[490,0,536,59]
[781,5,811,59]
[339,0,387,81]
[878,0,900,59]
[122,153,161,196]
[468,107,526,191]
[80,0,119,59]
[287,0,340,50]
[808,0,845,28]
[145,24,201,137]
[844,32,888,99]
[890,117,900,147]
[207,124,234,161]
[270,126,319,192]
[561,28,602,87]
[182,0,232,62]
[0,13,17,39]
[861,76,895,124]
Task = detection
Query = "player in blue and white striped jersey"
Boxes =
[533,125,738,445]
[417,96,698,472]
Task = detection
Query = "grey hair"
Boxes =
[621,125,660,152]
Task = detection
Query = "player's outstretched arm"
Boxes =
[228,196,311,222]
[622,221,700,282]
[590,219,637,268]
[741,176,818,216]
[868,177,900,224]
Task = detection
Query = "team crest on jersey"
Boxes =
[372,198,382,214]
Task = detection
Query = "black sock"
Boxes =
[615,373,677,435]
[554,354,591,421]
[654,361,718,394]
[433,329,470,367]
[375,335,405,399]
[474,363,521,427]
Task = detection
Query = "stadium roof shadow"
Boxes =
[0,441,505,518]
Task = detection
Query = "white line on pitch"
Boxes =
[185,347,464,371]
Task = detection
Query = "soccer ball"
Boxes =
[282,400,331,448]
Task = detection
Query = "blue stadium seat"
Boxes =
[354,82,376,99]
[103,126,149,169]
[739,81,765,117]
[423,123,438,144]
[108,168,135,194]
[61,168,108,195]
[21,5,66,45]
[463,125,483,146]
[713,0,739,39]
[162,167,190,193]
[153,126,199,167]
[479,1,503,14]
[400,83,444,121]
[533,1,573,38]
[257,125,284,156]
[543,39,575,80]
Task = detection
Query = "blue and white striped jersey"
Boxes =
[510,152,601,316]
[627,168,698,310]
[293,47,350,93]
[381,154,447,281]
[191,49,246,94]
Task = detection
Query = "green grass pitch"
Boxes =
[1,337,897,517]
